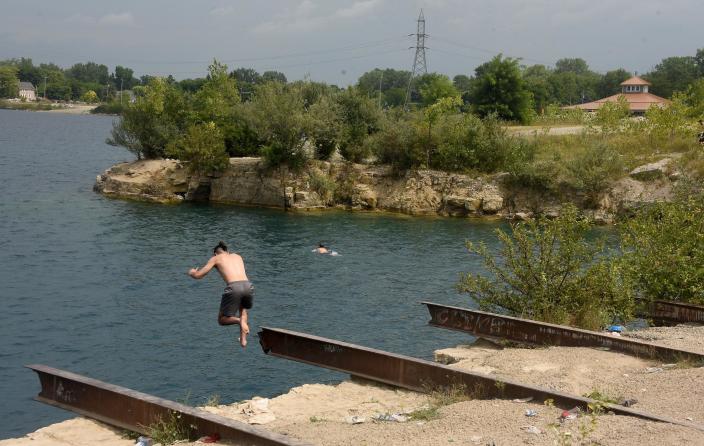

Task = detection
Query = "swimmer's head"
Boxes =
[213,241,228,254]
[319,242,325,248]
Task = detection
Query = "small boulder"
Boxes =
[629,158,672,181]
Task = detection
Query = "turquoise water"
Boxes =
[0,109,504,438]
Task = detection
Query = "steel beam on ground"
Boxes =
[650,300,704,325]
[27,364,310,446]
[423,302,704,364]
[257,327,704,431]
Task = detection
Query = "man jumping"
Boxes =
[188,241,253,347]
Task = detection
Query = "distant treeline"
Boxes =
[1,48,702,108]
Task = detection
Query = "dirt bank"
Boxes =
[6,324,704,445]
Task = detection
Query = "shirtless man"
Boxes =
[314,242,329,254]
[188,241,253,347]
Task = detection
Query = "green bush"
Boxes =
[621,193,704,304]
[458,205,635,329]
[165,122,229,174]
[565,142,624,207]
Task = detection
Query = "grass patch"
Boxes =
[203,393,220,406]
[583,389,621,405]
[309,415,327,423]
[407,406,440,421]
[0,100,55,111]
[142,411,195,445]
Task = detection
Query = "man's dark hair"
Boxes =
[319,242,325,248]
[214,241,228,253]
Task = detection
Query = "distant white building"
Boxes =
[18,82,37,101]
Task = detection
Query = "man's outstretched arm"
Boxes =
[189,257,216,279]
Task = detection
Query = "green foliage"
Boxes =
[407,406,440,421]
[335,87,381,162]
[458,206,635,330]
[91,102,125,115]
[565,142,624,207]
[308,94,341,160]
[0,66,19,98]
[468,55,533,123]
[417,73,459,107]
[248,82,310,169]
[621,193,704,304]
[683,78,704,119]
[308,170,337,204]
[107,77,188,159]
[144,411,195,445]
[591,96,630,134]
[166,122,229,174]
[80,90,98,103]
[644,93,693,140]
[532,103,586,125]
[645,56,700,98]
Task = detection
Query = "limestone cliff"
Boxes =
[94,157,681,222]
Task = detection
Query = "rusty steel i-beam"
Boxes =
[423,302,704,364]
[650,300,704,325]
[257,327,704,431]
[27,364,310,446]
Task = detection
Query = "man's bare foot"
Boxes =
[239,330,248,348]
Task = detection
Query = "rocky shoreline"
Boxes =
[94,157,681,223]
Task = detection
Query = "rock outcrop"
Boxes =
[94,157,682,222]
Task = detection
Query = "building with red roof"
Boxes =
[564,76,670,115]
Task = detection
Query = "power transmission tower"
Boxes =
[404,9,428,108]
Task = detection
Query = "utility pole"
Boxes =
[404,9,429,109]
[43,75,48,100]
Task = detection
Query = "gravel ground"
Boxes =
[623,324,704,354]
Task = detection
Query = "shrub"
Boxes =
[458,205,635,330]
[165,122,229,174]
[565,142,624,207]
[309,171,337,204]
[620,193,704,304]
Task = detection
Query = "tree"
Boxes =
[555,58,590,75]
[165,122,229,174]
[621,194,704,304]
[422,96,462,167]
[247,82,310,169]
[335,87,381,162]
[112,65,137,90]
[459,205,635,330]
[522,64,552,113]
[468,54,533,123]
[80,90,99,103]
[261,71,287,83]
[67,62,110,84]
[598,69,631,98]
[107,77,188,159]
[684,78,704,118]
[0,65,19,98]
[417,73,459,107]
[357,68,411,97]
[645,56,699,98]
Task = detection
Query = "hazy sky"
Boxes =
[1,0,700,85]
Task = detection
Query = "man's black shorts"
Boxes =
[220,280,254,317]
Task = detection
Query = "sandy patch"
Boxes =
[0,418,134,446]
[624,324,704,354]
[39,104,97,115]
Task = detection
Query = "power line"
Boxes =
[432,35,553,65]
[123,36,408,66]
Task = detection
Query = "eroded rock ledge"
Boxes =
[94,157,680,223]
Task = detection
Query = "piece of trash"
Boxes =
[645,367,663,373]
[372,413,408,422]
[512,397,534,403]
[345,415,366,424]
[135,437,152,446]
[662,363,677,369]
[525,409,538,417]
[618,398,638,407]
[607,325,624,333]
[197,433,220,443]
[470,435,482,444]
[522,425,542,435]
[249,397,269,411]
[560,410,578,421]
[686,417,694,421]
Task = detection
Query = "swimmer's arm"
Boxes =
[189,257,216,279]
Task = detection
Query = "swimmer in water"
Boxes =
[314,242,329,254]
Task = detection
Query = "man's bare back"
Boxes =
[188,241,253,348]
